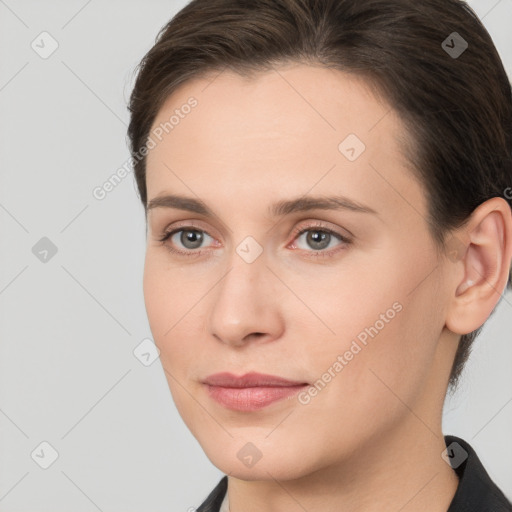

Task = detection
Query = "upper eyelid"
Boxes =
[152,208,355,235]
[160,220,216,239]
[293,224,350,238]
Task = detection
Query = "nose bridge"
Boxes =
[208,242,282,346]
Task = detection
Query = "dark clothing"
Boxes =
[197,435,511,511]
[445,435,511,511]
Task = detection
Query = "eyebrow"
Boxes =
[147,193,378,217]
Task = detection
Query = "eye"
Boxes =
[289,222,351,258]
[157,221,351,259]
[158,225,216,257]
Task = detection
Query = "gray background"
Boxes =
[0,0,510,510]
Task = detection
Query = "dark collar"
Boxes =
[197,474,227,512]
[197,435,511,511]
[445,435,511,511]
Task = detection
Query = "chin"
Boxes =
[198,436,320,482]
[212,456,312,482]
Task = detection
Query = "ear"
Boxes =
[445,197,512,336]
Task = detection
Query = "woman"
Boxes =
[127,0,512,510]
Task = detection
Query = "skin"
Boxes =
[143,62,512,512]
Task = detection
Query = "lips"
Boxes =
[203,371,308,387]
[202,372,309,411]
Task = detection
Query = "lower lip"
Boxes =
[205,384,308,411]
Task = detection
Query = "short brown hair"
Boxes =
[127,0,512,391]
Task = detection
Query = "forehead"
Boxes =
[145,63,424,219]
[148,63,397,153]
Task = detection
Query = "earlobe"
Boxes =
[445,197,512,335]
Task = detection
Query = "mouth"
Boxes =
[202,372,309,411]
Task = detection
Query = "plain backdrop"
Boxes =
[0,0,511,510]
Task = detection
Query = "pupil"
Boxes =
[309,231,329,249]
[183,230,202,248]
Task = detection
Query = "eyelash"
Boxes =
[157,221,352,260]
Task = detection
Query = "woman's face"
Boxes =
[143,63,457,480]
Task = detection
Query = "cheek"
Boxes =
[143,255,170,339]
[288,289,440,470]
[143,255,189,366]
[142,252,210,383]
[143,259,203,427]
[300,244,442,406]
[143,251,200,338]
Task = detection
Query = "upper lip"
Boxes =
[203,372,308,388]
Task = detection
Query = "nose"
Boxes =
[208,249,285,348]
